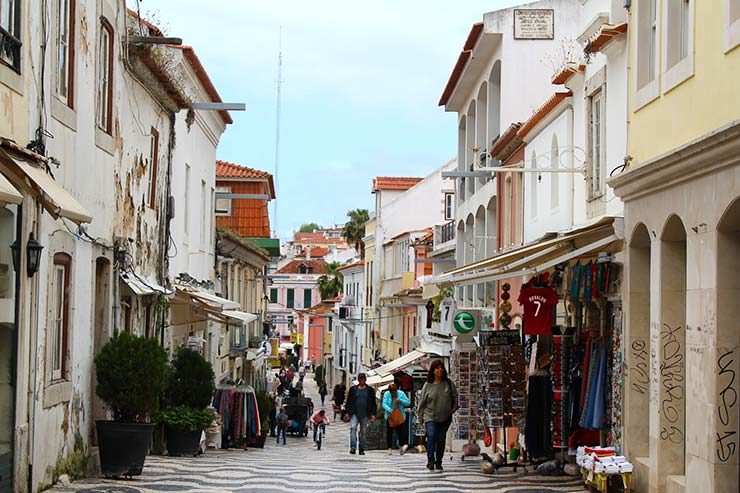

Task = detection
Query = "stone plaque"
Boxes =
[513,9,555,40]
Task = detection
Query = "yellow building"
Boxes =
[610,2,740,492]
[362,216,377,366]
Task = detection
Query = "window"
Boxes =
[144,302,153,338]
[635,0,659,107]
[200,180,206,248]
[270,288,278,304]
[728,0,740,51]
[303,288,312,308]
[550,135,559,209]
[56,0,75,106]
[148,128,159,209]
[50,253,71,381]
[589,90,605,198]
[663,0,694,91]
[184,164,190,236]
[298,264,308,274]
[286,288,294,308]
[0,0,21,72]
[96,18,113,133]
[215,186,231,216]
[529,153,537,218]
[444,192,455,220]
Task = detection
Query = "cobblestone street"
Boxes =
[50,374,585,493]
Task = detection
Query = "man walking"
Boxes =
[345,373,377,455]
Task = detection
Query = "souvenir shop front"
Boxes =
[442,218,627,477]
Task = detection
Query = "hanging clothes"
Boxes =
[212,385,260,448]
[525,374,553,459]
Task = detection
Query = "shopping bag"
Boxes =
[388,407,405,428]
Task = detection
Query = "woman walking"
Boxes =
[382,382,410,455]
[319,382,328,405]
[417,360,458,471]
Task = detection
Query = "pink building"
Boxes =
[268,259,327,341]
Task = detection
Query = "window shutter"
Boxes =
[270,288,278,304]
[303,289,312,309]
[287,289,295,308]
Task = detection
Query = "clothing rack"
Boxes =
[212,384,261,449]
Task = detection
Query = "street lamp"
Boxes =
[26,233,43,277]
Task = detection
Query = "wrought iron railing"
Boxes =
[434,220,456,247]
[0,26,22,73]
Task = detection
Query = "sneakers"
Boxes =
[435,463,443,471]
[400,444,408,456]
[426,463,435,471]
[387,449,392,456]
[349,449,356,454]
[359,449,365,455]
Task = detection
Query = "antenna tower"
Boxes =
[273,28,284,237]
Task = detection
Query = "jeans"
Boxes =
[313,422,325,442]
[349,415,368,450]
[425,419,451,465]
[386,419,407,449]
[276,427,286,445]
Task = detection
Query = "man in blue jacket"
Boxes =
[345,373,377,455]
[382,382,410,455]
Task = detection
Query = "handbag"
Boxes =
[388,407,405,428]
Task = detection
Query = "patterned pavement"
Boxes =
[50,373,586,493]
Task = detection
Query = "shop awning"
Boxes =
[374,350,427,377]
[364,374,395,387]
[433,217,623,288]
[223,310,259,325]
[120,272,173,296]
[0,172,22,204]
[0,145,92,224]
[185,288,240,311]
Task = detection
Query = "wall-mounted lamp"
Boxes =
[26,233,44,277]
[9,240,19,272]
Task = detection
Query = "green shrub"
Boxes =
[166,347,215,409]
[94,331,169,423]
[155,405,214,432]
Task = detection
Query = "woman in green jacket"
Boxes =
[382,382,410,455]
[416,360,458,471]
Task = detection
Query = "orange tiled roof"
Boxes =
[587,23,628,54]
[276,259,328,275]
[490,122,523,160]
[439,22,484,106]
[551,63,586,85]
[517,92,573,140]
[372,176,423,193]
[306,246,330,258]
[171,46,232,125]
[294,232,347,246]
[337,259,365,271]
[216,160,275,199]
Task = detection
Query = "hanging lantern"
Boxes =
[26,233,44,277]
[10,239,19,272]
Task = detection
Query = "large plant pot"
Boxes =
[256,430,268,449]
[96,421,154,478]
[165,427,202,457]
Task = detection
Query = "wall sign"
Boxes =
[513,9,555,40]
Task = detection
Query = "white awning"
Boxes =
[0,147,92,224]
[120,272,172,296]
[180,288,240,311]
[223,310,259,325]
[374,350,428,377]
[433,217,623,288]
[0,172,21,204]
[364,374,394,387]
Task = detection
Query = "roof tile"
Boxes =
[372,176,423,192]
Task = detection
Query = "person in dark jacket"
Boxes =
[345,373,377,455]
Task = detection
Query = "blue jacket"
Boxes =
[381,389,410,420]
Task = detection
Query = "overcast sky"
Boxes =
[130,0,525,239]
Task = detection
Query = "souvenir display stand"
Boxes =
[450,348,480,445]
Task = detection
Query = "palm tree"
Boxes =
[317,261,344,300]
[342,209,369,255]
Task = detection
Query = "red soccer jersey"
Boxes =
[517,285,558,335]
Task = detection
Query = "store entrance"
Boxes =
[0,205,18,493]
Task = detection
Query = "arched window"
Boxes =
[550,134,559,208]
[529,152,538,218]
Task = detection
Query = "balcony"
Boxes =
[0,26,22,73]
[434,221,456,248]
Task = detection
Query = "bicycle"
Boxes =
[315,422,326,450]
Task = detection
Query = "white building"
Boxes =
[438,0,585,307]
[332,260,366,384]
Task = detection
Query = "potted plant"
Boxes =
[158,348,215,456]
[254,390,271,448]
[94,331,169,478]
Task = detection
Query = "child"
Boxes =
[310,409,330,444]
[276,406,289,446]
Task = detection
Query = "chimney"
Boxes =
[307,247,312,260]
